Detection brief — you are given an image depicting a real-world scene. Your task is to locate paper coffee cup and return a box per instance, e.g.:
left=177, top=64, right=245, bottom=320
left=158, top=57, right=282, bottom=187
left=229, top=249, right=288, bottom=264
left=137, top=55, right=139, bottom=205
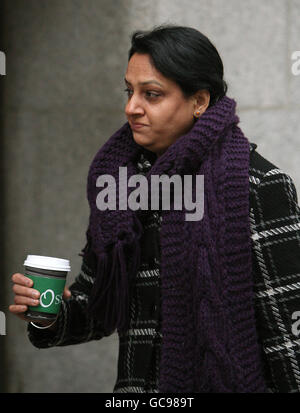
left=24, top=255, right=71, bottom=322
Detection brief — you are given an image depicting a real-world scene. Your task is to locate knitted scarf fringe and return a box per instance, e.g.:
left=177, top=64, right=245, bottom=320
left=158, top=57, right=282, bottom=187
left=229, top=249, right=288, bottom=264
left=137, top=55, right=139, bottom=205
left=80, top=215, right=143, bottom=334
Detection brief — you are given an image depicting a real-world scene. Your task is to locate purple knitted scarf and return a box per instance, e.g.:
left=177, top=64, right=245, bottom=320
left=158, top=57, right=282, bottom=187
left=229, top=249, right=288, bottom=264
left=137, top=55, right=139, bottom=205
left=81, top=96, right=267, bottom=392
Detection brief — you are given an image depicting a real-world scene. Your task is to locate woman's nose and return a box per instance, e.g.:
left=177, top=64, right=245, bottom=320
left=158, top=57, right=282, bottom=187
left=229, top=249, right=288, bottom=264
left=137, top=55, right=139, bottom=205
left=125, top=95, right=144, bottom=117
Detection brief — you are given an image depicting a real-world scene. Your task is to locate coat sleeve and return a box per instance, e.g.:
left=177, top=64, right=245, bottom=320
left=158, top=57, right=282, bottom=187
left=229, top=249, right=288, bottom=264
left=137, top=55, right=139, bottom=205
left=250, top=169, right=300, bottom=392
left=27, top=248, right=112, bottom=348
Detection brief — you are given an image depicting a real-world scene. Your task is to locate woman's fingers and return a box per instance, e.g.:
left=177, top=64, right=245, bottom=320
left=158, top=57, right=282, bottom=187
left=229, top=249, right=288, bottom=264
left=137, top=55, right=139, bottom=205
left=9, top=273, right=39, bottom=319
left=12, top=283, right=40, bottom=298
left=63, top=286, right=71, bottom=299
left=14, top=295, right=39, bottom=306
left=9, top=304, right=28, bottom=315
left=11, top=273, right=33, bottom=287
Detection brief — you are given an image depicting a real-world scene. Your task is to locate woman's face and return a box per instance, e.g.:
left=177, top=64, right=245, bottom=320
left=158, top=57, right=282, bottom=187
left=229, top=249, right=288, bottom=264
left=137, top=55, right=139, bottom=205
left=125, top=53, right=210, bottom=157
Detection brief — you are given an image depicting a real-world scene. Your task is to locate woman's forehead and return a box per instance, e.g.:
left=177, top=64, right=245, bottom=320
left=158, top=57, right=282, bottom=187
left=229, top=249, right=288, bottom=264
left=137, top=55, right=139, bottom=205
left=125, top=54, right=166, bottom=85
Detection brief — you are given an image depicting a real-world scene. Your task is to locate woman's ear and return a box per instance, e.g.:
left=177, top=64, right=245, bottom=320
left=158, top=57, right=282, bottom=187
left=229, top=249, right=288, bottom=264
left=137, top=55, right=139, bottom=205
left=194, top=90, right=210, bottom=115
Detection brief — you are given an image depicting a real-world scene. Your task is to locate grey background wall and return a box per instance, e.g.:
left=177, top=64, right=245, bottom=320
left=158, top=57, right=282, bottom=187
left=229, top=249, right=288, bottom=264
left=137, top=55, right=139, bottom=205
left=1, top=0, right=299, bottom=393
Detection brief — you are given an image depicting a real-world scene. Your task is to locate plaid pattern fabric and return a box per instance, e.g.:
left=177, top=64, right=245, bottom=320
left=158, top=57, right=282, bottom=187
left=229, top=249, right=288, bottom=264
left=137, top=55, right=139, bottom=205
left=249, top=145, right=300, bottom=393
left=28, top=143, right=300, bottom=393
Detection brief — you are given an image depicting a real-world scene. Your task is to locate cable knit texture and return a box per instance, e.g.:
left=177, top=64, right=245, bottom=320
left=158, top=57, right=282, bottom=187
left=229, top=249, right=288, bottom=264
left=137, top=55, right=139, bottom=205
left=81, top=96, right=267, bottom=392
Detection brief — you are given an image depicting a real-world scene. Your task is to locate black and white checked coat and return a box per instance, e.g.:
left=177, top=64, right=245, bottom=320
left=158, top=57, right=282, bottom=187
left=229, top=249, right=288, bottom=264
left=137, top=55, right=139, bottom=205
left=28, top=143, right=300, bottom=393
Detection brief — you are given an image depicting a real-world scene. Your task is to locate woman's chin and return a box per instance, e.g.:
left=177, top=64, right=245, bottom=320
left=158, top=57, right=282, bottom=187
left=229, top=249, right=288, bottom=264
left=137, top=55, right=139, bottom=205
left=133, top=133, right=153, bottom=148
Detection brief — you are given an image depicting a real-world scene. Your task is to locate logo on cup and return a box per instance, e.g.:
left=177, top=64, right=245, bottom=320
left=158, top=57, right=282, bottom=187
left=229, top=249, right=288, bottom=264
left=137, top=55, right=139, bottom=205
left=39, top=289, right=63, bottom=308
left=40, top=289, right=55, bottom=308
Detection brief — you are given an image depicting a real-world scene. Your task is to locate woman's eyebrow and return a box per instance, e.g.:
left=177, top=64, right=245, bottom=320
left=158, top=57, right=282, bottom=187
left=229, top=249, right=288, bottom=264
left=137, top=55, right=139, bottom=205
left=124, top=78, right=163, bottom=87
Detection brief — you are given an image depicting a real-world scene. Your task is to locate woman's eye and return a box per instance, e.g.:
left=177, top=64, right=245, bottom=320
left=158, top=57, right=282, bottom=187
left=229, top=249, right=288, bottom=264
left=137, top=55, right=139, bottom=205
left=124, top=88, right=133, bottom=97
left=124, top=88, right=160, bottom=99
left=146, top=91, right=160, bottom=98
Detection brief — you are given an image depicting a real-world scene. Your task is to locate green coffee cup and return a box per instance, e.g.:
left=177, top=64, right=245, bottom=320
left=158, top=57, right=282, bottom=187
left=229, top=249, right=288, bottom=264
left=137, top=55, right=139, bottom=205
left=24, top=255, right=71, bottom=322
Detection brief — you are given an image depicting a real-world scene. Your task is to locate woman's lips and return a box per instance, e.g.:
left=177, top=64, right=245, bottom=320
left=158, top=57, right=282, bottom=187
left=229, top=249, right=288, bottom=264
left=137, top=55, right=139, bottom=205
left=130, top=122, right=148, bottom=131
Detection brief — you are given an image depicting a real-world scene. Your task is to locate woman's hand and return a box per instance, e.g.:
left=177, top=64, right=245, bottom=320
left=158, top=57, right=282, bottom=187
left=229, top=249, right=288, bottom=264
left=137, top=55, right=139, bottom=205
left=9, top=272, right=72, bottom=325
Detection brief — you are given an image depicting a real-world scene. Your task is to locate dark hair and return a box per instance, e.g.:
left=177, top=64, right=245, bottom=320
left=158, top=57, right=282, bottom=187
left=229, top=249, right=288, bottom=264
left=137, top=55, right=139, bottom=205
left=128, top=25, right=228, bottom=107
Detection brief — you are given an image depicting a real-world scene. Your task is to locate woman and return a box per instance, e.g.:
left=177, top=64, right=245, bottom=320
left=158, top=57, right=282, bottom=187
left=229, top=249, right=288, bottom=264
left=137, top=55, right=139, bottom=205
left=9, top=25, right=300, bottom=393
